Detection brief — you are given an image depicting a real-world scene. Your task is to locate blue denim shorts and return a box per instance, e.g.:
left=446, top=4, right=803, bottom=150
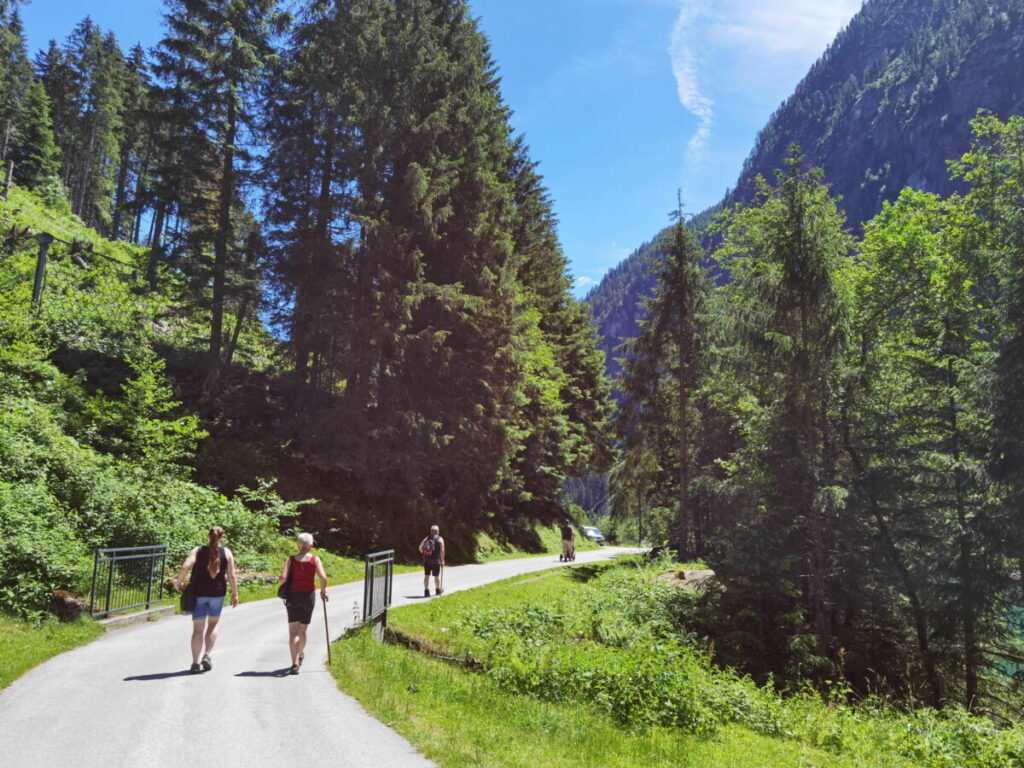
left=193, top=596, right=225, bottom=621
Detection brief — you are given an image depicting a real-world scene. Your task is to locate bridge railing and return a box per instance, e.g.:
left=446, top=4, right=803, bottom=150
left=89, top=545, right=168, bottom=618
left=362, top=549, right=394, bottom=633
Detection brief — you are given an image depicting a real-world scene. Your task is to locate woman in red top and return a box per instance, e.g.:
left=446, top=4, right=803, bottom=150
left=279, top=532, right=329, bottom=674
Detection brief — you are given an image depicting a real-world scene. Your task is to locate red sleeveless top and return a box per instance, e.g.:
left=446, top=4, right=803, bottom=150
left=289, top=555, right=318, bottom=592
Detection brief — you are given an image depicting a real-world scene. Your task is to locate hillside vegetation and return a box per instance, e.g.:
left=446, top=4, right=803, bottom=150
left=333, top=557, right=1024, bottom=767
left=0, top=186, right=292, bottom=618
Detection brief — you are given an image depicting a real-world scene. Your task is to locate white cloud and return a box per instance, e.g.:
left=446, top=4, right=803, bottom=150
left=669, top=2, right=714, bottom=169
left=667, top=0, right=864, bottom=182
left=709, top=0, right=864, bottom=56
left=575, top=275, right=596, bottom=289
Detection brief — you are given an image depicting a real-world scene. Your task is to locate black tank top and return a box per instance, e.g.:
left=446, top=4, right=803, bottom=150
left=191, top=546, right=227, bottom=597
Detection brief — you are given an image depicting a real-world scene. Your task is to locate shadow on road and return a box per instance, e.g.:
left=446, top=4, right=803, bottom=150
left=403, top=595, right=429, bottom=600
left=235, top=669, right=292, bottom=678
left=123, top=670, right=194, bottom=681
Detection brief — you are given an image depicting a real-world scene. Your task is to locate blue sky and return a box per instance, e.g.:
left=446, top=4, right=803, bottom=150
left=23, top=0, right=863, bottom=294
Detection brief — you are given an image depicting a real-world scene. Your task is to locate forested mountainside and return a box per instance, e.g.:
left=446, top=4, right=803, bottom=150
left=587, top=0, right=1024, bottom=372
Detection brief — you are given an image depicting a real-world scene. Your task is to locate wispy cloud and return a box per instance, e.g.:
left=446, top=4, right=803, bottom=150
left=669, top=2, right=714, bottom=170
left=710, top=0, right=864, bottom=56
left=667, top=0, right=863, bottom=182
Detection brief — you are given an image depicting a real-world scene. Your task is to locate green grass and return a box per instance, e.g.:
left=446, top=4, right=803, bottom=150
left=473, top=524, right=601, bottom=563
left=329, top=560, right=1020, bottom=768
left=331, top=626, right=904, bottom=768
left=0, top=614, right=103, bottom=689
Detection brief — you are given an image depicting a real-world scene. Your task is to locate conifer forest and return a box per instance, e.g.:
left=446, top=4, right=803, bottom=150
left=3, top=0, right=1024, bottom=737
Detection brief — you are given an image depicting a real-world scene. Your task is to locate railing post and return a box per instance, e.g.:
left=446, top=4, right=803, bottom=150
left=158, top=551, right=166, bottom=601
left=104, top=556, right=115, bottom=617
left=31, top=233, right=53, bottom=309
left=89, top=550, right=100, bottom=616
left=144, top=555, right=154, bottom=607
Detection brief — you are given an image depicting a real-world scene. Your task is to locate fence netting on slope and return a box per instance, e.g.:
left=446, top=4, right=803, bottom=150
left=0, top=224, right=151, bottom=351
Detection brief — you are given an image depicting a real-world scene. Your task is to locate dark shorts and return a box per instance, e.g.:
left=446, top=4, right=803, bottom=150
left=286, top=591, right=315, bottom=625
left=424, top=561, right=440, bottom=577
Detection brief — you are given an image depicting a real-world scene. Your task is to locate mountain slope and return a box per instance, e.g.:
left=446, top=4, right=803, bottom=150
left=587, top=0, right=1024, bottom=371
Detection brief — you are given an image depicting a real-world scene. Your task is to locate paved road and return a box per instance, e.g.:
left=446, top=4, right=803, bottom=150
left=0, top=547, right=635, bottom=768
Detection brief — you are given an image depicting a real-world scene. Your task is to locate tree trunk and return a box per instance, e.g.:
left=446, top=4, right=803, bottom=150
left=111, top=148, right=132, bottom=239
left=948, top=353, right=978, bottom=711
left=145, top=204, right=166, bottom=291
left=207, top=96, right=237, bottom=387
left=224, top=291, right=251, bottom=368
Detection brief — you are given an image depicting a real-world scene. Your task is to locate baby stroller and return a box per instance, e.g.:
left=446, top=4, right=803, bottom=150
left=559, top=542, right=576, bottom=562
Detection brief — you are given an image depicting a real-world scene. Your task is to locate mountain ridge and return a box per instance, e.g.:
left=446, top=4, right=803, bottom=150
left=587, top=0, right=1024, bottom=375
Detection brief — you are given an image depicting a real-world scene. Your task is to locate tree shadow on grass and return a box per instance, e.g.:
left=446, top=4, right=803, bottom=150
left=124, top=670, right=194, bottom=681
left=235, top=669, right=292, bottom=678
left=564, top=564, right=603, bottom=583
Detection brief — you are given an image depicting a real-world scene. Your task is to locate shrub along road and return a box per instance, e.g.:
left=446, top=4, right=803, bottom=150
left=0, top=547, right=636, bottom=767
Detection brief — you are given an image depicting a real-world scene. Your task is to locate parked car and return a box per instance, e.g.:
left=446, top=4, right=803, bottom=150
left=581, top=526, right=605, bottom=546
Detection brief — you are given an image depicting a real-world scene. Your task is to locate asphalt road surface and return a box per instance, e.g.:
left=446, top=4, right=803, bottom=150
left=0, top=547, right=636, bottom=768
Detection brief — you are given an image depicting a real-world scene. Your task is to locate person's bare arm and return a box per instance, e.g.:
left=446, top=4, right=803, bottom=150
left=278, top=557, right=291, bottom=584
left=174, top=548, right=198, bottom=592
left=439, top=537, right=446, bottom=565
left=226, top=548, right=239, bottom=607
left=315, top=557, right=329, bottom=602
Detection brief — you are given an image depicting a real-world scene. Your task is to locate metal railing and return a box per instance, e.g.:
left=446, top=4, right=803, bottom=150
left=89, top=545, right=168, bottom=618
left=362, top=549, right=394, bottom=625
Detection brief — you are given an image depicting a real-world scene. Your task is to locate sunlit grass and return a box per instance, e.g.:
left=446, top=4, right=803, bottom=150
left=331, top=627, right=903, bottom=768
left=0, top=614, right=103, bottom=689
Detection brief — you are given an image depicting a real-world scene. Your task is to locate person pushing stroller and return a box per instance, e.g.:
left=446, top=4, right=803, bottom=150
left=559, top=520, right=575, bottom=562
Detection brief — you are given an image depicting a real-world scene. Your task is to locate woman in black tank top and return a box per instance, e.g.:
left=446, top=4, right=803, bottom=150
left=174, top=525, right=239, bottom=674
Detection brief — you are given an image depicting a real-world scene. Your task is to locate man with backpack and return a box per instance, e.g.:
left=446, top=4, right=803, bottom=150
left=419, top=525, right=445, bottom=597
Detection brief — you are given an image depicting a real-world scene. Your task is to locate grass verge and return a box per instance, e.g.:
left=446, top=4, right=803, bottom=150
left=473, top=524, right=601, bottom=562
left=0, top=614, right=103, bottom=689
left=331, top=625, right=896, bottom=768
left=330, top=559, right=1020, bottom=767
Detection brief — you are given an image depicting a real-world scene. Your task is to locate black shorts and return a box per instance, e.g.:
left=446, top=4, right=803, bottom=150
left=286, top=591, right=315, bottom=625
left=424, top=561, right=440, bottom=577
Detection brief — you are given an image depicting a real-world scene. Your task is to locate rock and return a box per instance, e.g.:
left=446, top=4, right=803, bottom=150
left=654, top=569, right=715, bottom=591
left=49, top=590, right=89, bottom=622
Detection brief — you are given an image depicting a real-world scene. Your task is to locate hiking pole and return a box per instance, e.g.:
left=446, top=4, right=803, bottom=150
left=323, top=598, right=332, bottom=665
left=440, top=563, right=444, bottom=594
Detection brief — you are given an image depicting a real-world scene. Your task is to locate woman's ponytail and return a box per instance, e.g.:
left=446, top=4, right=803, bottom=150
left=207, top=525, right=225, bottom=578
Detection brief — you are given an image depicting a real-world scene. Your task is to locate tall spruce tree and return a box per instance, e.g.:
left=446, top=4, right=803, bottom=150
left=153, top=0, right=280, bottom=380
left=617, top=198, right=708, bottom=555
left=0, top=5, right=32, bottom=162
left=264, top=0, right=613, bottom=529
left=10, top=77, right=60, bottom=188
left=954, top=115, right=1024, bottom=590
left=712, top=147, right=853, bottom=678
left=110, top=44, right=150, bottom=240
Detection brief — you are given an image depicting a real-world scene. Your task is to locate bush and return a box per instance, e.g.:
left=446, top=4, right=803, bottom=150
left=0, top=257, right=285, bottom=616
left=0, top=482, right=91, bottom=620
left=448, top=559, right=1024, bottom=767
